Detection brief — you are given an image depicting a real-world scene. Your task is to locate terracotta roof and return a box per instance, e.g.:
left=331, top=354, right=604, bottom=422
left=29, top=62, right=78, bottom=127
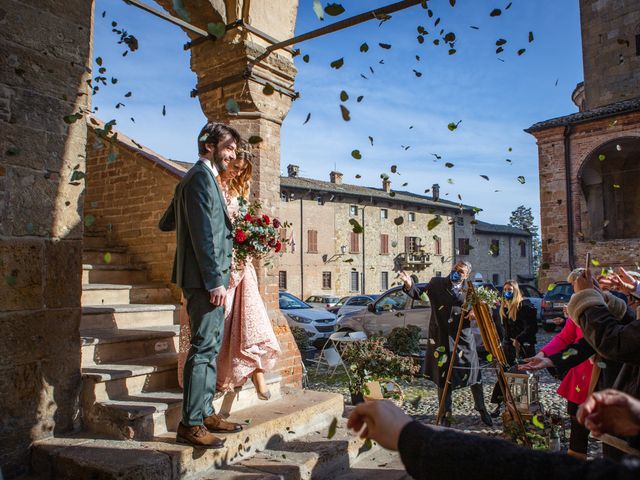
left=525, top=96, right=640, bottom=133
left=280, top=175, right=479, bottom=214
left=474, top=220, right=531, bottom=237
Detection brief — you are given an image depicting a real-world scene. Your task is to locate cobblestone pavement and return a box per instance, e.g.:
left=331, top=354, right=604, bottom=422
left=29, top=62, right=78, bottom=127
left=305, top=330, right=603, bottom=458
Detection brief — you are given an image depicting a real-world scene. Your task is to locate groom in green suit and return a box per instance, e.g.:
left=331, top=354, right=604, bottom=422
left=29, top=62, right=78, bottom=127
left=160, top=122, right=244, bottom=448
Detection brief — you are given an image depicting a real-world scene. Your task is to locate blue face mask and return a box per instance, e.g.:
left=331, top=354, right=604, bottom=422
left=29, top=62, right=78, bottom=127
left=450, top=270, right=462, bottom=283
left=504, top=291, right=514, bottom=300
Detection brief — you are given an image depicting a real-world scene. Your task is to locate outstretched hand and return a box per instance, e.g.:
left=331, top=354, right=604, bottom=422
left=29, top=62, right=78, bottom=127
left=518, top=353, right=553, bottom=371
left=398, top=270, right=413, bottom=290
left=577, top=389, right=640, bottom=438
left=347, top=400, right=413, bottom=451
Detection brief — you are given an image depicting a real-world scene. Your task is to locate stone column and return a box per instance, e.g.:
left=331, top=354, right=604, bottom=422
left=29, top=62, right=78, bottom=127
left=0, top=0, right=93, bottom=475
left=156, top=0, right=302, bottom=385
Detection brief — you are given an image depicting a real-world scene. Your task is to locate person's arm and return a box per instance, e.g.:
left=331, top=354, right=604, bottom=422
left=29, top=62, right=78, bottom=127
left=568, top=289, right=640, bottom=364
left=547, top=338, right=595, bottom=377
left=158, top=200, right=176, bottom=232
left=540, top=320, right=577, bottom=357
left=398, top=270, right=429, bottom=300
left=184, top=171, right=224, bottom=291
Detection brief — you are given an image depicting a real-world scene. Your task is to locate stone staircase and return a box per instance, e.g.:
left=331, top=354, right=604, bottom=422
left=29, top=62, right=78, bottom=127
left=28, top=229, right=407, bottom=479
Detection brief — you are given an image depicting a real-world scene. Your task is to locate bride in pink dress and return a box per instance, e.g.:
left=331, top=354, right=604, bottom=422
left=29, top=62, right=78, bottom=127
left=177, top=153, right=281, bottom=399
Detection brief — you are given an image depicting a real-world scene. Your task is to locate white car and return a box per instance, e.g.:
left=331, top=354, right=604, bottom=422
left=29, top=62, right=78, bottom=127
left=280, top=292, right=337, bottom=345
left=304, top=295, right=340, bottom=309
left=328, top=295, right=380, bottom=319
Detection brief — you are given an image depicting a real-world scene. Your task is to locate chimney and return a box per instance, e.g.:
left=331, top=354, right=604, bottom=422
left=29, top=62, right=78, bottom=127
left=330, top=171, right=343, bottom=184
left=382, top=176, right=391, bottom=193
left=432, top=183, right=440, bottom=202
left=287, top=164, right=299, bottom=177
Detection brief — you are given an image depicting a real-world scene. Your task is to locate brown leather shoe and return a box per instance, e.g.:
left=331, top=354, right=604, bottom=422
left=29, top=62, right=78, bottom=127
left=203, top=414, right=244, bottom=433
left=176, top=423, right=226, bottom=448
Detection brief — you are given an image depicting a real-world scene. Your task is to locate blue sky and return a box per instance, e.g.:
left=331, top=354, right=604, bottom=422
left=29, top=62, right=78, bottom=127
left=92, top=0, right=583, bottom=225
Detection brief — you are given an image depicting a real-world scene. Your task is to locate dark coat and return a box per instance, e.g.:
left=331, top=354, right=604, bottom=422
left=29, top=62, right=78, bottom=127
left=405, top=277, right=480, bottom=389
left=158, top=160, right=232, bottom=291
left=398, top=420, right=640, bottom=480
left=493, top=299, right=538, bottom=362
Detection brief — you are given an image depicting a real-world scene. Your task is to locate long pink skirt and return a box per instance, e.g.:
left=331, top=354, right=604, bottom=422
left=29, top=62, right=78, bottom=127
left=177, top=262, right=281, bottom=392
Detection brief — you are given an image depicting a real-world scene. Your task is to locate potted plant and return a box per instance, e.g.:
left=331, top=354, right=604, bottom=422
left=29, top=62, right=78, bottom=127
left=342, top=337, right=420, bottom=405
left=387, top=325, right=421, bottom=356
left=290, top=326, right=317, bottom=361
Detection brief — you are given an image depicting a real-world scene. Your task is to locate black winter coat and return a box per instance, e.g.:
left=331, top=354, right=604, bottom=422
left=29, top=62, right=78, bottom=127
left=405, top=277, right=481, bottom=389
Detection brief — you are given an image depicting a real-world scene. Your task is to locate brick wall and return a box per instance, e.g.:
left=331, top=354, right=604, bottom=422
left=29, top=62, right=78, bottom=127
left=530, top=111, right=640, bottom=290
left=0, top=0, right=93, bottom=476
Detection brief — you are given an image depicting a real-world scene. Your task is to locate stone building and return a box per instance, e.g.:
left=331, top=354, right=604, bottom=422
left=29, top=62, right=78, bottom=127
left=278, top=166, right=533, bottom=300
left=526, top=0, right=640, bottom=289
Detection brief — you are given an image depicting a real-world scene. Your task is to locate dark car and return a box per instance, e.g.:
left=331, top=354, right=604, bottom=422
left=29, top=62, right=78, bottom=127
left=541, top=281, right=574, bottom=332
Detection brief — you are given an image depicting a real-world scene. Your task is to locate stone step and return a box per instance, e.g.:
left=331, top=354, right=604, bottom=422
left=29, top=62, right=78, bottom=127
left=214, top=418, right=381, bottom=480
left=82, top=247, right=131, bottom=266
left=32, top=390, right=344, bottom=480
left=81, top=304, right=179, bottom=330
left=82, top=264, right=147, bottom=285
left=83, top=234, right=111, bottom=249
left=82, top=352, right=179, bottom=402
left=81, top=326, right=180, bottom=366
left=82, top=373, right=283, bottom=441
left=82, top=283, right=174, bottom=306
left=333, top=447, right=408, bottom=480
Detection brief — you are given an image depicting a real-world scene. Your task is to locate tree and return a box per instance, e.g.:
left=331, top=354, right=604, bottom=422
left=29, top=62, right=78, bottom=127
left=509, top=206, right=542, bottom=274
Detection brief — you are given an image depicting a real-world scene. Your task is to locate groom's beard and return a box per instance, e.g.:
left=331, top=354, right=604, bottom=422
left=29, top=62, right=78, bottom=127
left=212, top=150, right=228, bottom=173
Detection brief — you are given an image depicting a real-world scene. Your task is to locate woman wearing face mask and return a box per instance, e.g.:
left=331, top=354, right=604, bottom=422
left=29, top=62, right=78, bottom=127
left=489, top=280, right=538, bottom=417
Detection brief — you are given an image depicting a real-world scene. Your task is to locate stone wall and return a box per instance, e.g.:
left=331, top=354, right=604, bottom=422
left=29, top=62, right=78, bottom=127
left=580, top=0, right=640, bottom=109
left=530, top=111, right=640, bottom=290
left=467, top=233, right=532, bottom=286
left=0, top=0, right=93, bottom=476
left=84, top=126, right=184, bottom=294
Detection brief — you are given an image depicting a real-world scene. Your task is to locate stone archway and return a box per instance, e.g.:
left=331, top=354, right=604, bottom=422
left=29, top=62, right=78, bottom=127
left=579, top=137, right=640, bottom=240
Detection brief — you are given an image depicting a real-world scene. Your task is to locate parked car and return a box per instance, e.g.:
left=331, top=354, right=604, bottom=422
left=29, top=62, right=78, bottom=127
left=304, top=295, right=340, bottom=309
left=541, top=281, right=574, bottom=332
left=328, top=295, right=380, bottom=319
left=337, top=284, right=430, bottom=338
left=279, top=292, right=337, bottom=345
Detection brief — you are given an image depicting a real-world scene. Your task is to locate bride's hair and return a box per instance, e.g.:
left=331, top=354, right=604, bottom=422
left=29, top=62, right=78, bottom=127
left=228, top=141, right=253, bottom=199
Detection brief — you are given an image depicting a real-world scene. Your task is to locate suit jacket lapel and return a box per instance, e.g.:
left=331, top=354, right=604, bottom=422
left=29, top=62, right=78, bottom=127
left=197, top=160, right=231, bottom=223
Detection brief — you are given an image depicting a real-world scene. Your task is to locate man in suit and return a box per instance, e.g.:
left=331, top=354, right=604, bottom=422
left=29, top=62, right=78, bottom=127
left=159, top=122, right=243, bottom=448
left=399, top=261, right=492, bottom=427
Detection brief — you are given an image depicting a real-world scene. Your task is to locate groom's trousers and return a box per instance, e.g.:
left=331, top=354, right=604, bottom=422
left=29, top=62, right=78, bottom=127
left=181, top=288, right=225, bottom=426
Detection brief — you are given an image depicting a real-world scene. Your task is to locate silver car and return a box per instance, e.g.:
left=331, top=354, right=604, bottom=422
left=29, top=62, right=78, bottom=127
left=279, top=292, right=337, bottom=343
left=337, top=284, right=430, bottom=338
left=329, top=295, right=380, bottom=320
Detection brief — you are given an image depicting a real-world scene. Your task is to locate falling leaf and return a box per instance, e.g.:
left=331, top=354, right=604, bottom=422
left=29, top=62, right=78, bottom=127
left=596, top=361, right=607, bottom=369
left=517, top=48, right=526, bottom=56
left=248, top=135, right=263, bottom=145
left=225, top=98, right=240, bottom=114
left=84, top=214, right=95, bottom=227
left=263, top=83, right=275, bottom=95
left=355, top=174, right=361, bottom=179
left=244, top=418, right=252, bottom=424
left=447, top=178, right=454, bottom=184
left=324, top=3, right=345, bottom=16
left=616, top=144, right=622, bottom=151
left=437, top=353, right=448, bottom=367
left=486, top=353, right=493, bottom=362
left=340, top=105, right=350, bottom=121
left=103, top=252, right=112, bottom=264
left=427, top=215, right=443, bottom=231
left=96, top=56, right=103, bottom=66
left=480, top=175, right=489, bottom=181
left=528, top=31, right=534, bottom=43
left=613, top=184, right=621, bottom=189
left=413, top=69, right=423, bottom=77
left=449, top=0, right=456, bottom=5
left=517, top=176, right=526, bottom=184
left=340, top=90, right=349, bottom=102
left=532, top=415, right=544, bottom=429
left=445, top=162, right=454, bottom=168
left=313, top=0, right=324, bottom=20
left=351, top=150, right=362, bottom=160
left=63, top=113, right=83, bottom=124
left=390, top=165, right=398, bottom=173
left=330, top=58, right=344, bottom=69
left=591, top=259, right=600, bottom=267
left=162, top=105, right=166, bottom=116
left=303, top=113, right=311, bottom=125
left=598, top=154, right=606, bottom=161
left=349, top=218, right=364, bottom=233
left=327, top=417, right=338, bottom=438
left=207, top=22, right=226, bottom=39
left=402, top=182, right=408, bottom=186
left=470, top=25, right=479, bottom=29
left=447, top=120, right=461, bottom=131
left=368, top=136, right=373, bottom=146
left=357, top=95, right=364, bottom=103
left=303, top=54, right=310, bottom=63
left=490, top=8, right=502, bottom=16
left=505, top=2, right=513, bottom=9
left=496, top=39, right=507, bottom=46
left=358, top=439, right=373, bottom=456
left=561, top=348, right=578, bottom=360
left=360, top=42, right=369, bottom=53
left=107, top=151, right=117, bottom=163
left=379, top=43, right=392, bottom=49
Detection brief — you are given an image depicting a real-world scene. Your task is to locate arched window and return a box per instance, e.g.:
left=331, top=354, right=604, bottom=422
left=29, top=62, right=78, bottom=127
left=580, top=137, right=640, bottom=240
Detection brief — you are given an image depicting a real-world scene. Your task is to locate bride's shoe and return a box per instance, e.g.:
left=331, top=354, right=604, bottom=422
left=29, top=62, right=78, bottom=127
left=251, top=372, right=271, bottom=401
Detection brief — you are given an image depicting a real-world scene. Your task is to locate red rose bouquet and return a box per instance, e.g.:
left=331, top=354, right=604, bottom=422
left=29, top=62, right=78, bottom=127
left=231, top=197, right=291, bottom=264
